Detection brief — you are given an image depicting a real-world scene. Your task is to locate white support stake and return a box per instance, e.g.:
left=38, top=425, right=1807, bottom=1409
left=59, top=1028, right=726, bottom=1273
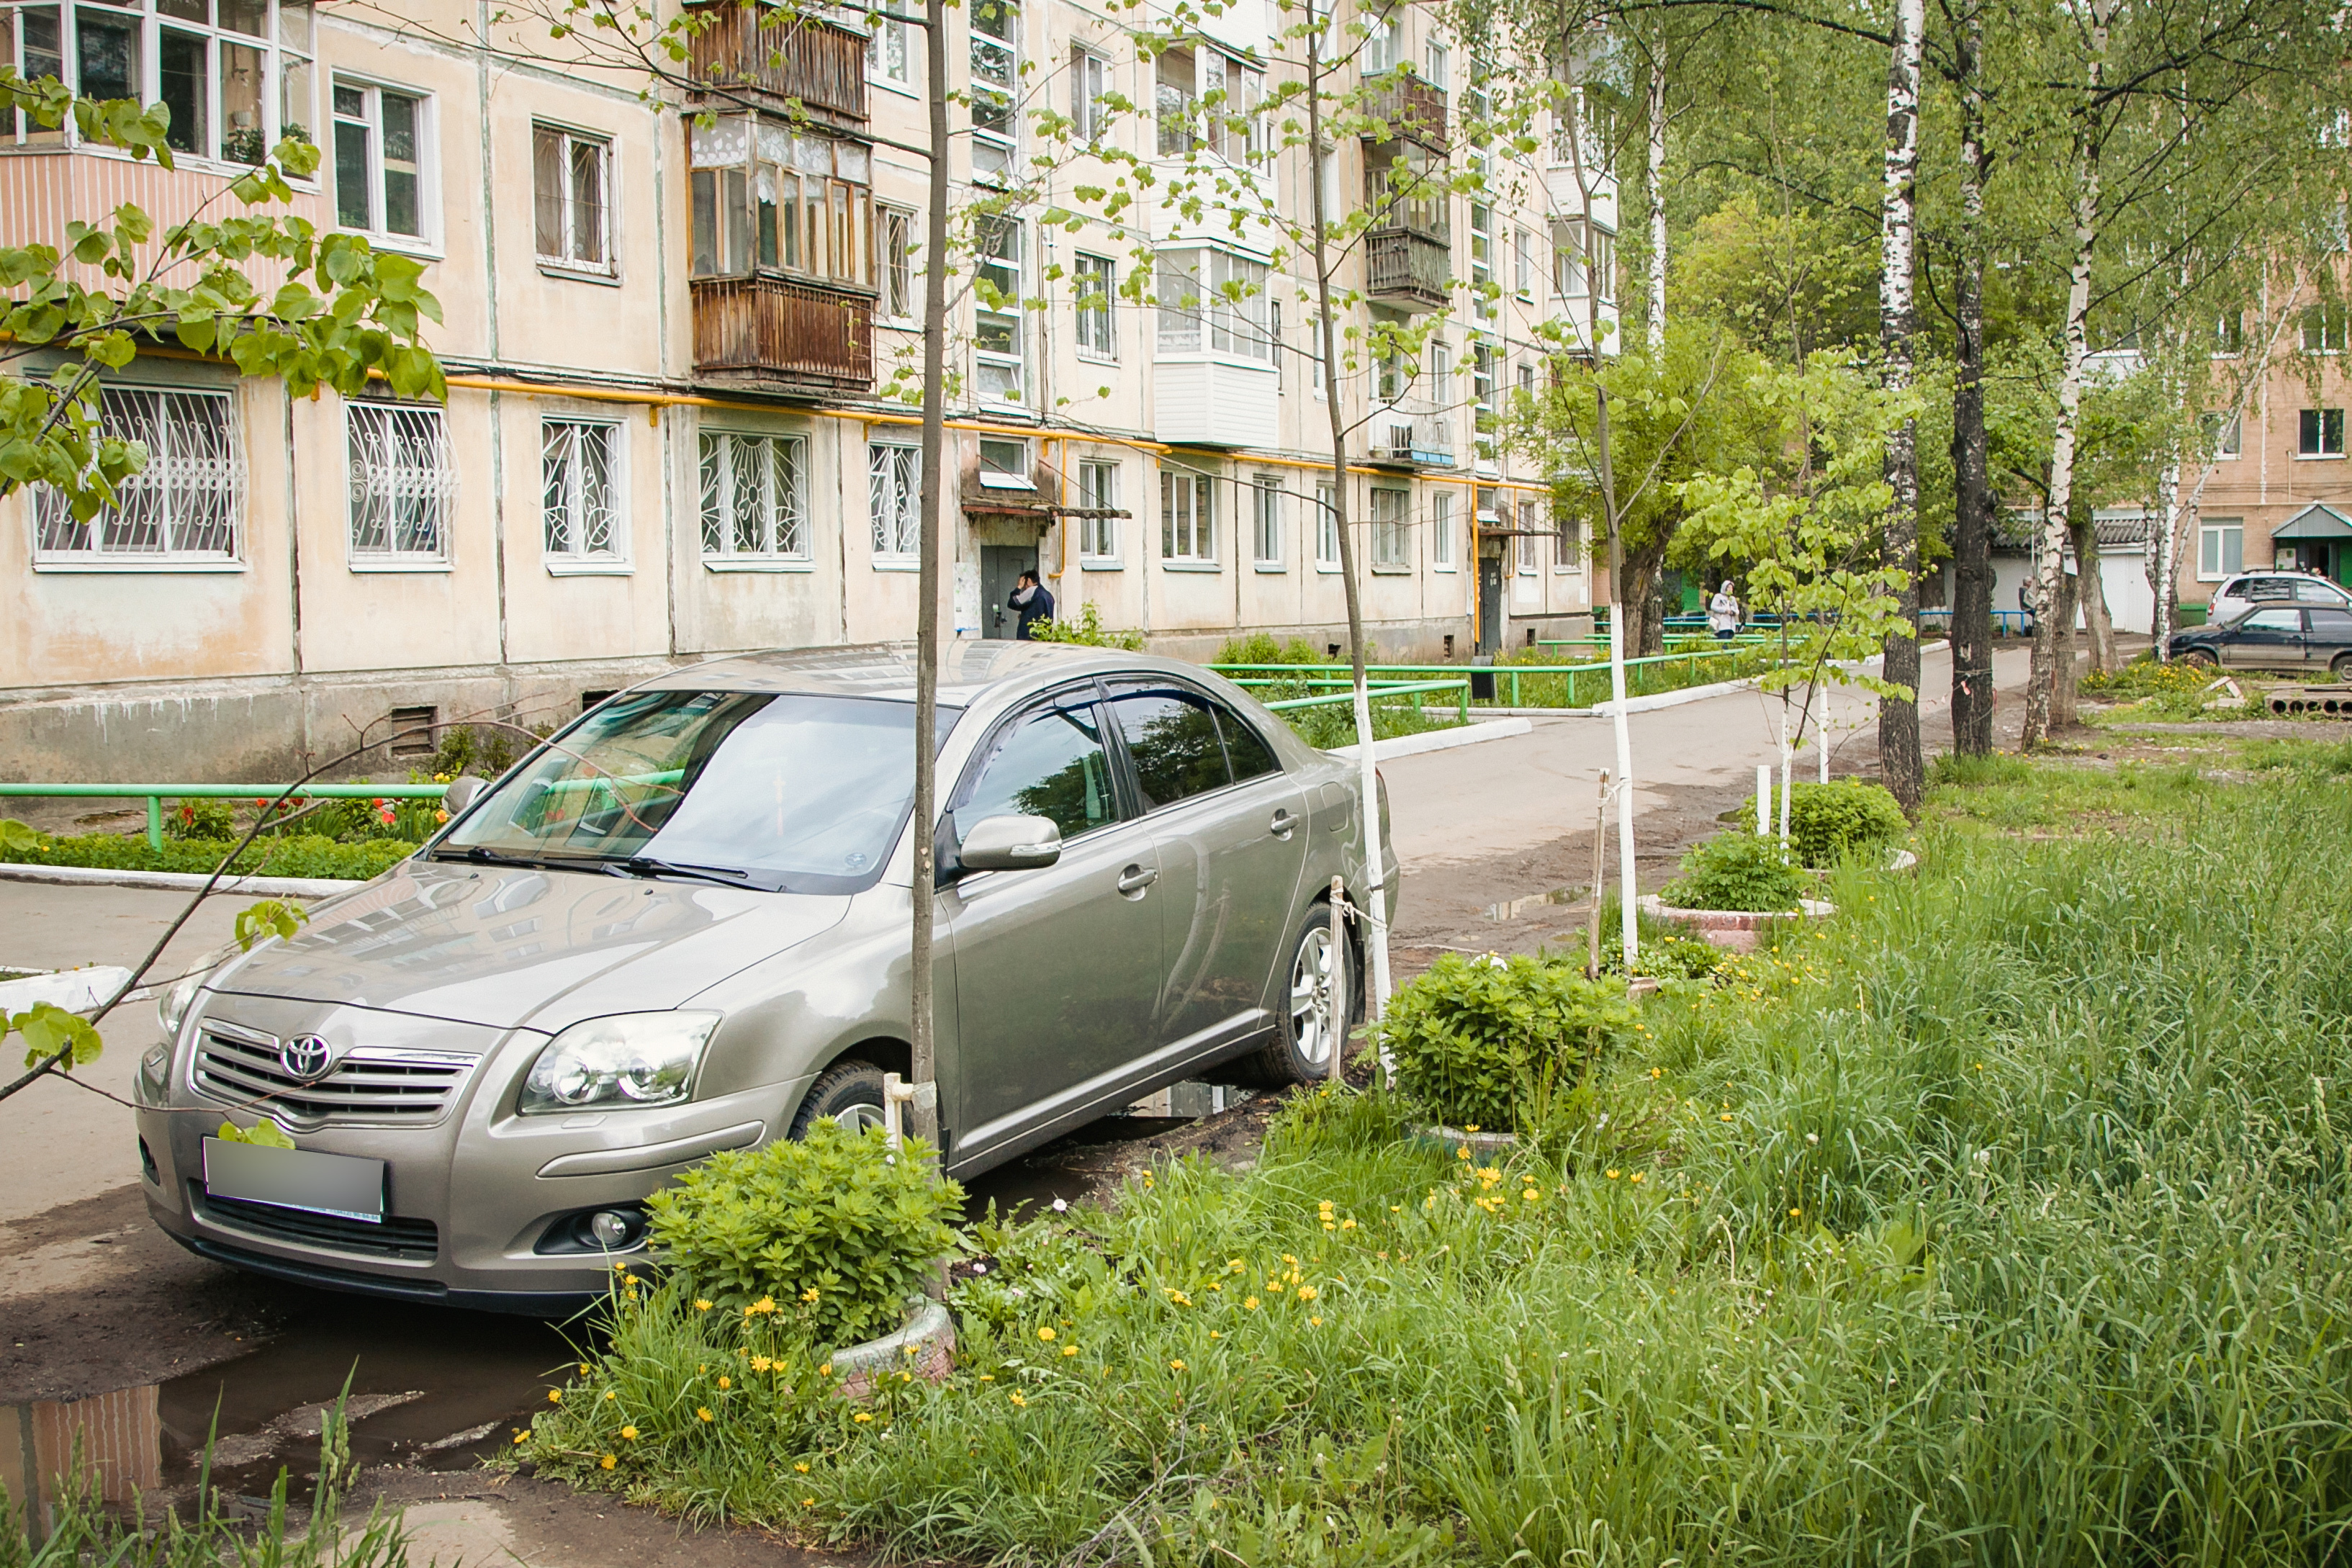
left=1756, top=765, right=1771, bottom=835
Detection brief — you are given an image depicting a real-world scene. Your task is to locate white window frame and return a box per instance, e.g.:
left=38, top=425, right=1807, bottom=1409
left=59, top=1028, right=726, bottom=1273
left=879, top=204, right=916, bottom=322
left=978, top=436, right=1035, bottom=492
left=543, top=417, right=628, bottom=572
left=2299, top=407, right=2345, bottom=459
left=532, top=122, right=613, bottom=277
left=1422, top=35, right=1448, bottom=88
left=1430, top=489, right=1455, bottom=572
left=1514, top=226, right=1534, bottom=299
left=975, top=215, right=1025, bottom=407
left=1370, top=486, right=1410, bottom=569
left=869, top=440, right=922, bottom=562
left=1155, top=247, right=1273, bottom=363
left=2204, top=411, right=2243, bottom=459
left=345, top=400, right=454, bottom=569
left=31, top=385, right=245, bottom=572
left=1071, top=43, right=1111, bottom=146
left=330, top=76, right=433, bottom=251
left=2198, top=519, right=2243, bottom=581
left=1251, top=472, right=1283, bottom=569
left=867, top=12, right=910, bottom=86
left=968, top=0, right=1017, bottom=181
left=9, top=0, right=317, bottom=165
left=1553, top=508, right=1582, bottom=574
left=1074, top=251, right=1118, bottom=360
left=699, top=430, right=808, bottom=569
left=1313, top=480, right=1339, bottom=571
left=1078, top=458, right=1120, bottom=564
left=1161, top=469, right=1215, bottom=564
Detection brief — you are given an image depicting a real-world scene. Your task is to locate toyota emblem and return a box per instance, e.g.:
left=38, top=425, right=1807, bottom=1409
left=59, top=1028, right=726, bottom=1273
left=278, top=1034, right=333, bottom=1082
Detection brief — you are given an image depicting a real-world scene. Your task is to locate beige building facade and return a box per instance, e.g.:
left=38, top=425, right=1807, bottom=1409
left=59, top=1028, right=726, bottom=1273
left=0, top=0, right=1616, bottom=780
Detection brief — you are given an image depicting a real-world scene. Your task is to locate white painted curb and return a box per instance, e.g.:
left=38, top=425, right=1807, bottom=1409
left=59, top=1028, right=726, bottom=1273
left=1328, top=716, right=1534, bottom=762
left=1580, top=642, right=1946, bottom=718
left=0, top=862, right=365, bottom=898
left=0, top=964, right=137, bottom=1014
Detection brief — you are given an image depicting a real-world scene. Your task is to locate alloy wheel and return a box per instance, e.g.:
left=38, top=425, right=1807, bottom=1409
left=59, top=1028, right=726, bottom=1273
left=1289, top=926, right=1338, bottom=1067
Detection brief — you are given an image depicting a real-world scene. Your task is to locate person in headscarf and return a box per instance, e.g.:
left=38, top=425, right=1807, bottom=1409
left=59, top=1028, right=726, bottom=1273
left=1708, top=580, right=1742, bottom=642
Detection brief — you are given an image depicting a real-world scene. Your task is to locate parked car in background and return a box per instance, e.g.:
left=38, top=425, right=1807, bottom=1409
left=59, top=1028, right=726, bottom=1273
left=136, top=641, right=1397, bottom=1310
left=2204, top=572, right=2352, bottom=625
left=2173, top=604, right=2352, bottom=678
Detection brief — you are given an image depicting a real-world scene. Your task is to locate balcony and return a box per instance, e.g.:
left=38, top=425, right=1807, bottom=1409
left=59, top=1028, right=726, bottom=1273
left=691, top=275, right=874, bottom=398
left=1361, top=70, right=1448, bottom=153
left=1366, top=409, right=1456, bottom=469
left=685, top=6, right=867, bottom=128
left=1365, top=225, right=1451, bottom=312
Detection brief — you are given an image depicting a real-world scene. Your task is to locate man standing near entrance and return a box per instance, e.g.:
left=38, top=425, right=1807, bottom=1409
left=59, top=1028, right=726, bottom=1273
left=1009, top=569, right=1055, bottom=639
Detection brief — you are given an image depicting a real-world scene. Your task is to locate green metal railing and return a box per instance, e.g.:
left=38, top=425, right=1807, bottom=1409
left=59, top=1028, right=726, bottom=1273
left=1243, top=678, right=1473, bottom=724
left=1213, top=646, right=1770, bottom=709
left=0, top=782, right=449, bottom=850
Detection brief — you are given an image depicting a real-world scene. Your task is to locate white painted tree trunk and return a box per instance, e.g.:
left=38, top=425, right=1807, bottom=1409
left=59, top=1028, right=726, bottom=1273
left=2150, top=459, right=2181, bottom=658
left=1875, top=0, right=1924, bottom=807
left=1646, top=46, right=1667, bottom=353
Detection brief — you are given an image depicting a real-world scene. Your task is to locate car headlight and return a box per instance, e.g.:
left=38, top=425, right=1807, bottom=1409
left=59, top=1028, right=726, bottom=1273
left=157, top=968, right=209, bottom=1040
left=140, top=1040, right=173, bottom=1100
left=519, top=1011, right=720, bottom=1114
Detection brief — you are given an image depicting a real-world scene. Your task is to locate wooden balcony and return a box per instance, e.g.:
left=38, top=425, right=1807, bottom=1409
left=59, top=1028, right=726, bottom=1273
left=1361, top=71, right=1448, bottom=153
left=691, top=274, right=874, bottom=397
left=685, top=5, right=867, bottom=127
left=1364, top=225, right=1451, bottom=312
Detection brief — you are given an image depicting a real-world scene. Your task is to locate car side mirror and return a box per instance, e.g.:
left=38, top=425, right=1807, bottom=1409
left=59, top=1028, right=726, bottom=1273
left=957, top=814, right=1063, bottom=872
left=443, top=775, right=486, bottom=815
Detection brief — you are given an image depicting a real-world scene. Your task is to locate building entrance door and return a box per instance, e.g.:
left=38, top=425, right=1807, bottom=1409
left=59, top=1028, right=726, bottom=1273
left=1476, top=557, right=1503, bottom=654
left=981, top=544, right=1040, bottom=640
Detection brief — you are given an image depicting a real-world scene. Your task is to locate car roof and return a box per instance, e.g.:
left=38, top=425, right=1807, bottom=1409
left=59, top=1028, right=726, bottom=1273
left=636, top=640, right=1212, bottom=705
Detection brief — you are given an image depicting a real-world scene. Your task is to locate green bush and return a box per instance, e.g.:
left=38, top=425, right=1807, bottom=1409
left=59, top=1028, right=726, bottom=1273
left=1215, top=631, right=1333, bottom=666
left=1373, top=952, right=1638, bottom=1130
left=1027, top=601, right=1145, bottom=650
left=644, top=1120, right=963, bottom=1349
left=1739, top=779, right=1909, bottom=868
left=163, top=798, right=235, bottom=840
left=2, top=831, right=415, bottom=880
left=1658, top=830, right=1808, bottom=912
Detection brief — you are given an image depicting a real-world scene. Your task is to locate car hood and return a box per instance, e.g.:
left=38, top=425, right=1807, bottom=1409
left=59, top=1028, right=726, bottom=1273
left=209, top=860, right=851, bottom=1035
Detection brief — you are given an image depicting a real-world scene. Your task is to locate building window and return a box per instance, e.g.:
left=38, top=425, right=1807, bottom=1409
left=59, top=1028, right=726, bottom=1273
left=532, top=125, right=610, bottom=273
left=32, top=387, right=243, bottom=564
left=1370, top=487, right=1410, bottom=567
left=2304, top=304, right=2348, bottom=354
left=975, top=215, right=1024, bottom=405
left=1592, top=224, right=1618, bottom=304
left=1423, top=35, right=1448, bottom=87
left=14, top=0, right=316, bottom=159
left=698, top=432, right=806, bottom=561
left=878, top=204, right=915, bottom=320
left=1469, top=201, right=1495, bottom=323
left=544, top=419, right=622, bottom=563
left=333, top=80, right=425, bottom=240
left=1515, top=504, right=1538, bottom=575
left=969, top=0, right=1017, bottom=180
left=1161, top=469, right=1213, bottom=562
left=1078, top=458, right=1119, bottom=560
left=2199, top=519, right=2243, bottom=580
left=2203, top=412, right=2242, bottom=458
left=1430, top=489, right=1454, bottom=569
left=1472, top=339, right=1497, bottom=468
left=1554, top=219, right=1587, bottom=297
left=346, top=401, right=454, bottom=563
left=1071, top=44, right=1111, bottom=145
left=1074, top=251, right=1117, bottom=359
left=1155, top=45, right=1194, bottom=156
left=1251, top=472, right=1282, bottom=566
left=978, top=437, right=1034, bottom=491
left=1155, top=248, right=1271, bottom=361
left=1310, top=313, right=1328, bottom=397
left=869, top=441, right=921, bottom=557
left=1554, top=508, right=1582, bottom=572
left=867, top=12, right=909, bottom=84
left=1204, top=50, right=1262, bottom=164
left=2300, top=407, right=2345, bottom=458
left=1514, top=227, right=1534, bottom=298
left=688, top=117, right=873, bottom=287
left=1314, top=481, right=1339, bottom=568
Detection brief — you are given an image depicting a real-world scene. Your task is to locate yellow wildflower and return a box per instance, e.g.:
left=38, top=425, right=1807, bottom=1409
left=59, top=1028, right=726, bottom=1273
left=794, top=1462, right=810, bottom=1474
left=1244, top=1296, right=1260, bottom=1310
left=718, top=1376, right=731, bottom=1389
left=697, top=1407, right=714, bottom=1423
left=621, top=1425, right=638, bottom=1440
left=547, top=1390, right=562, bottom=1404
left=600, top=1454, right=616, bottom=1470
left=695, top=1299, right=713, bottom=1312
left=1169, top=1359, right=1186, bottom=1371
left=1038, top=1326, right=1057, bottom=1342
left=853, top=1412, right=874, bottom=1424
left=1009, top=1392, right=1028, bottom=1407
left=1062, top=1345, right=1078, bottom=1357
left=1296, top=1284, right=1318, bottom=1302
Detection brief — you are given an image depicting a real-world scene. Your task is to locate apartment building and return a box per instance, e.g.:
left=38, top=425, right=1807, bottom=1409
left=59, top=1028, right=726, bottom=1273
left=0, top=0, right=1616, bottom=780
left=2178, top=310, right=2352, bottom=603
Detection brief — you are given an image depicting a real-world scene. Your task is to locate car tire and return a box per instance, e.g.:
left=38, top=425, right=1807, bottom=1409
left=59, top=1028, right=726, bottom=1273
left=789, top=1059, right=889, bottom=1138
left=1225, top=907, right=1356, bottom=1088
left=2178, top=648, right=2217, bottom=669
left=2332, top=652, right=2352, bottom=683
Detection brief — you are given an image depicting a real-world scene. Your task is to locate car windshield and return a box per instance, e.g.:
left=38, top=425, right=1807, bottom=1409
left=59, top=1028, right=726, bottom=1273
left=437, top=690, right=958, bottom=893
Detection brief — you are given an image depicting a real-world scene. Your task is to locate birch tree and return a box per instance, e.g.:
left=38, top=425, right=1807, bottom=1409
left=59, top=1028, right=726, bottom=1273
left=1875, top=0, right=1924, bottom=808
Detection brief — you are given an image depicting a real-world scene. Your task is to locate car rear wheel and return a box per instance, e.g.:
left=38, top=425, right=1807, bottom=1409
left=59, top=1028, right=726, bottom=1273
left=2331, top=652, right=2352, bottom=683
left=790, top=1059, right=888, bottom=1137
left=2177, top=648, right=2217, bottom=669
left=1225, top=907, right=1355, bottom=1087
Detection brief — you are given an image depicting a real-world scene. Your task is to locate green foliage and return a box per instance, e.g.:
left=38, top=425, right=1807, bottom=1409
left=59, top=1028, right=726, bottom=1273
left=1929, top=750, right=2032, bottom=788
left=0, top=831, right=415, bottom=880
left=214, top=1116, right=296, bottom=1148
left=1216, top=631, right=1334, bottom=666
left=430, top=724, right=526, bottom=781
left=1738, top=779, right=1910, bottom=868
left=1027, top=600, right=1145, bottom=650
left=0, top=819, right=43, bottom=855
left=10, top=1001, right=102, bottom=1073
left=163, top=798, right=235, bottom=840
left=645, top=1120, right=963, bottom=1349
left=1659, top=829, right=1809, bottom=913
left=235, top=898, right=308, bottom=951
left=1373, top=953, right=1639, bottom=1130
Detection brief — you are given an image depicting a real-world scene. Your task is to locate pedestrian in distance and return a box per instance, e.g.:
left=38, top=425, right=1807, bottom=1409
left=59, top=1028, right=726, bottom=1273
left=1708, top=580, right=1742, bottom=643
left=1009, top=569, right=1055, bottom=640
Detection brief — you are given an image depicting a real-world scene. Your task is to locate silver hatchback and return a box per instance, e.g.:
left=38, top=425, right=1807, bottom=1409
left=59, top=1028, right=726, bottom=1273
left=136, top=641, right=1396, bottom=1310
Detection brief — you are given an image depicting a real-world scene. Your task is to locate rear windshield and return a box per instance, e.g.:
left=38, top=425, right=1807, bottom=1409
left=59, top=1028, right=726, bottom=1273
left=438, top=690, right=957, bottom=893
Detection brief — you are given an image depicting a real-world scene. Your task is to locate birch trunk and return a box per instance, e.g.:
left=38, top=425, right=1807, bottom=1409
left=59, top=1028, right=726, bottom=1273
left=1948, top=1, right=1996, bottom=755
left=1646, top=44, right=1667, bottom=353
left=2072, top=510, right=2117, bottom=671
left=1876, top=0, right=1924, bottom=808
left=2150, top=460, right=2181, bottom=657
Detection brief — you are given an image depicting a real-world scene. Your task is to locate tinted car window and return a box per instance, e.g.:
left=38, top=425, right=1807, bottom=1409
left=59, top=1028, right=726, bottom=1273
left=2244, top=578, right=2297, bottom=603
left=1216, top=703, right=1281, bottom=782
left=1111, top=690, right=1232, bottom=809
left=960, top=697, right=1118, bottom=840
left=2240, top=608, right=2302, bottom=633
left=2310, top=608, right=2352, bottom=639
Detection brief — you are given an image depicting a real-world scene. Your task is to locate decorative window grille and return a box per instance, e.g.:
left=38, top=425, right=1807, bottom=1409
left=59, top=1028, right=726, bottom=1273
left=346, top=402, right=454, bottom=560
left=698, top=432, right=806, bottom=559
left=869, top=441, right=922, bottom=556
left=33, top=387, right=243, bottom=562
left=880, top=204, right=915, bottom=320
left=544, top=420, right=621, bottom=560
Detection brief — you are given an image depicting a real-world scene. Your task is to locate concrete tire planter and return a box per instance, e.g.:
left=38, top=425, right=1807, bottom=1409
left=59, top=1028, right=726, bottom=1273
left=827, top=1297, right=956, bottom=1400
left=1410, top=1125, right=1520, bottom=1158
left=1639, top=893, right=1837, bottom=952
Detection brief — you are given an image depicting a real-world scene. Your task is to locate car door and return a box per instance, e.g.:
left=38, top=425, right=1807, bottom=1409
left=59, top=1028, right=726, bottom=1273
left=2223, top=606, right=2304, bottom=670
left=1104, top=682, right=1310, bottom=1058
left=942, top=687, right=1162, bottom=1161
left=2308, top=607, right=2352, bottom=677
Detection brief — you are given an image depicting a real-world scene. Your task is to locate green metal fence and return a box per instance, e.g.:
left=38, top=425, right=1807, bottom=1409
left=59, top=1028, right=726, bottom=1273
left=0, top=782, right=450, bottom=850
left=1212, top=645, right=1770, bottom=709
left=1236, top=678, right=1473, bottom=724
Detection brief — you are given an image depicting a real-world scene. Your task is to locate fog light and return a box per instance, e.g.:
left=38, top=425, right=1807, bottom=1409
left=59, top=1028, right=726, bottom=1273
left=588, top=1209, right=636, bottom=1248
left=534, top=1203, right=649, bottom=1256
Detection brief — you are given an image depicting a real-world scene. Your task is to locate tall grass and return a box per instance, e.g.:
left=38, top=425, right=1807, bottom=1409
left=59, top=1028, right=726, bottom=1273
left=529, top=773, right=2352, bottom=1565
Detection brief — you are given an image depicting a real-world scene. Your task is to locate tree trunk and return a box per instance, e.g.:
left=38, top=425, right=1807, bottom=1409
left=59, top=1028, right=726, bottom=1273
left=1876, top=0, right=1925, bottom=808
left=905, top=0, right=952, bottom=1145
left=2053, top=554, right=2081, bottom=728
left=1646, top=42, right=1667, bottom=353
left=2150, top=459, right=2181, bottom=659
left=1948, top=0, right=1996, bottom=755
left=2072, top=508, right=2117, bottom=671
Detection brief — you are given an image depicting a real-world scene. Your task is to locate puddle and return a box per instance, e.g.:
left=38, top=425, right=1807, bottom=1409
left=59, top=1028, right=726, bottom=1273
left=1484, top=886, right=1586, bottom=920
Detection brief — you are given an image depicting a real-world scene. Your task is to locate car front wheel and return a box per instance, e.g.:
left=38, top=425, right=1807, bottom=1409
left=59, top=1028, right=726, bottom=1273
left=2331, top=652, right=2352, bottom=683
left=790, top=1059, right=888, bottom=1137
left=2177, top=648, right=2217, bottom=669
left=1227, top=908, right=1355, bottom=1087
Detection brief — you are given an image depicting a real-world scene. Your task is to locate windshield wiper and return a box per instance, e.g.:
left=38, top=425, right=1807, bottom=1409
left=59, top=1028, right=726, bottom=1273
left=610, top=855, right=762, bottom=890
left=430, top=844, right=556, bottom=868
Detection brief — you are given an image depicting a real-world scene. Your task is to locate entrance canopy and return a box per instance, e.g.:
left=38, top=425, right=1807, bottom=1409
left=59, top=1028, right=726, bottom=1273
left=2270, top=503, right=2352, bottom=542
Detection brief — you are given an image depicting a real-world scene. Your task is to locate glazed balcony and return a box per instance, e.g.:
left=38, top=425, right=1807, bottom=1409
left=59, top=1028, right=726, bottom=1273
left=690, top=274, right=874, bottom=398
left=1365, top=408, right=1456, bottom=469
left=684, top=5, right=867, bottom=128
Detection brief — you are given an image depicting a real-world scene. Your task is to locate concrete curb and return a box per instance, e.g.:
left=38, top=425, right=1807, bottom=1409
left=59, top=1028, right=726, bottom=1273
left=830, top=1297, right=956, bottom=1400
left=1578, top=642, right=1950, bottom=718
left=0, top=862, right=366, bottom=898
left=0, top=964, right=137, bottom=1013
left=1328, top=716, right=1534, bottom=762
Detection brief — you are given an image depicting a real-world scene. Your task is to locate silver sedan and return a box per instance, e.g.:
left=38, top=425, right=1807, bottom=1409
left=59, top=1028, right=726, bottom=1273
left=135, top=641, right=1396, bottom=1310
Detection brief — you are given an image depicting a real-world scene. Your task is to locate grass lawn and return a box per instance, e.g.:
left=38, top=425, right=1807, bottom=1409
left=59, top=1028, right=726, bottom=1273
left=521, top=754, right=2352, bottom=1565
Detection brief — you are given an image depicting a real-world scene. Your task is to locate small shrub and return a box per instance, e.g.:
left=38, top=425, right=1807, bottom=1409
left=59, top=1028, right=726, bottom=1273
left=1657, top=830, right=1808, bottom=913
left=163, top=798, right=235, bottom=840
left=1215, top=631, right=1335, bottom=666
left=645, top=1119, right=963, bottom=1348
left=1374, top=953, right=1638, bottom=1131
left=1028, top=600, right=1145, bottom=650
left=1929, top=750, right=2032, bottom=788
left=1739, top=779, right=1909, bottom=868
left=2, top=831, right=415, bottom=880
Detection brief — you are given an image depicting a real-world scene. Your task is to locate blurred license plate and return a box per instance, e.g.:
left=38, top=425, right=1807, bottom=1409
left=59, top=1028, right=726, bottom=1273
left=202, top=1138, right=386, bottom=1224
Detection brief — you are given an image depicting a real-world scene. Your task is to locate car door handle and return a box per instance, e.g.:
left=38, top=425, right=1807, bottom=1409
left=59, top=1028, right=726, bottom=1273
left=1116, top=865, right=1158, bottom=895
left=1270, top=808, right=1297, bottom=839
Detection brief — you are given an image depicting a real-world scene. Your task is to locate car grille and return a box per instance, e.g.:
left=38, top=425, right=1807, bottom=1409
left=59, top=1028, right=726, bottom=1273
left=190, top=1181, right=441, bottom=1261
left=192, top=1022, right=475, bottom=1126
